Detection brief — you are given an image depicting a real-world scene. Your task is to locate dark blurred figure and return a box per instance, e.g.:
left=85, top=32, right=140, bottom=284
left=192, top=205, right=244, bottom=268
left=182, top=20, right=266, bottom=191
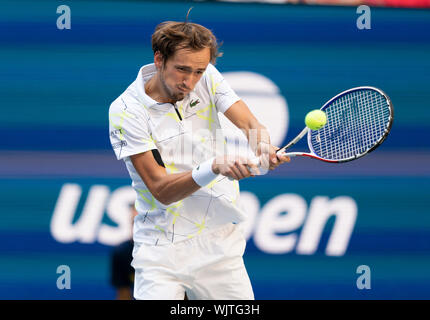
left=110, top=204, right=137, bottom=300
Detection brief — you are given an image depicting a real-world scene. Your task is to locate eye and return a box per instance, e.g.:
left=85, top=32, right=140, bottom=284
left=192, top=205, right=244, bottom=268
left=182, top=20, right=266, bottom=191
left=176, top=66, right=190, bottom=73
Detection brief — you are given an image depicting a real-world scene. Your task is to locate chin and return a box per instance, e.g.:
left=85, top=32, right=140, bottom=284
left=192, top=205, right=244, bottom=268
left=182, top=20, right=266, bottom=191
left=175, top=92, right=186, bottom=100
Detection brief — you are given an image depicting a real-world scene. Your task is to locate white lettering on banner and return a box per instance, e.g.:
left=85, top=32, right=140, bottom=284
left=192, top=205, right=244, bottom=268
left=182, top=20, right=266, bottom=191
left=296, top=196, right=357, bottom=256
left=50, top=183, right=81, bottom=243
left=50, top=184, right=357, bottom=256
left=98, top=186, right=136, bottom=245
left=254, top=194, right=307, bottom=254
left=50, top=184, right=110, bottom=243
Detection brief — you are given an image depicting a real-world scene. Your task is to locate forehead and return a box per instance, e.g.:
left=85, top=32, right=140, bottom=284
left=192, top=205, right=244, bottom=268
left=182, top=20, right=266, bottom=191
left=168, top=47, right=211, bottom=69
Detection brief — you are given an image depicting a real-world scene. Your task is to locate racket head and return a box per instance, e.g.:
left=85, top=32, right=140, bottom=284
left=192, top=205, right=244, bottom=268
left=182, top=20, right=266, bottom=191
left=307, top=86, right=394, bottom=162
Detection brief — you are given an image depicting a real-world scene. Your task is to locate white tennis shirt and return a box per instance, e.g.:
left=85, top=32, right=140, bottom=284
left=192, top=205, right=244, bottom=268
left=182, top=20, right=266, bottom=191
left=109, top=63, right=247, bottom=245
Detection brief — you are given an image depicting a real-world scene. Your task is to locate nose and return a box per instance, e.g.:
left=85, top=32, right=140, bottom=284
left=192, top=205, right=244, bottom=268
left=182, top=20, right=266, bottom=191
left=182, top=74, right=194, bottom=90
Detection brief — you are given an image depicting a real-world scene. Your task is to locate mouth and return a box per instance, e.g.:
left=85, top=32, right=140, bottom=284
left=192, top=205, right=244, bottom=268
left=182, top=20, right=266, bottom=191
left=178, top=86, right=190, bottom=93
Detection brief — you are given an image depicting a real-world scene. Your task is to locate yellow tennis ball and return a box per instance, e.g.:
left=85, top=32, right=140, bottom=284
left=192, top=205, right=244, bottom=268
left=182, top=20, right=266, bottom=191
left=305, top=109, right=327, bottom=130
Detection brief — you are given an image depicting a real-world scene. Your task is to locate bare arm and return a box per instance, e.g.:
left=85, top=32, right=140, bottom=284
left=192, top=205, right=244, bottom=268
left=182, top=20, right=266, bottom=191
left=131, top=151, right=200, bottom=206
left=224, top=100, right=290, bottom=169
left=116, top=287, right=133, bottom=300
left=224, top=100, right=270, bottom=152
left=130, top=149, right=258, bottom=206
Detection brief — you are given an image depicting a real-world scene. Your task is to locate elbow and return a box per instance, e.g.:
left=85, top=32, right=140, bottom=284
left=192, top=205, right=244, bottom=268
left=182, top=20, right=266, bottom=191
left=158, top=197, right=173, bottom=206
left=151, top=188, right=173, bottom=206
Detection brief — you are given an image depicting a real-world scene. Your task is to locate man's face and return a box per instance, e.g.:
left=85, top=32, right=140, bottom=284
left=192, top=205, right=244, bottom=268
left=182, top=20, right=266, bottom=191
left=155, top=47, right=211, bottom=102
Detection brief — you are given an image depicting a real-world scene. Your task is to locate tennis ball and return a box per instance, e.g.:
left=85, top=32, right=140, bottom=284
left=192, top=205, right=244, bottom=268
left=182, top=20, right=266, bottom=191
left=305, top=110, right=327, bottom=130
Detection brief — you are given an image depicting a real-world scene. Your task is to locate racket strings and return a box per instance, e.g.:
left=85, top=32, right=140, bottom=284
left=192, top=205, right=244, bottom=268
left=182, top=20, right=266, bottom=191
left=310, top=89, right=390, bottom=161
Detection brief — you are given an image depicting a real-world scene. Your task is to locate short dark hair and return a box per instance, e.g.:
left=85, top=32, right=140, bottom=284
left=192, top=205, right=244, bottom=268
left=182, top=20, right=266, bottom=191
left=151, top=21, right=222, bottom=64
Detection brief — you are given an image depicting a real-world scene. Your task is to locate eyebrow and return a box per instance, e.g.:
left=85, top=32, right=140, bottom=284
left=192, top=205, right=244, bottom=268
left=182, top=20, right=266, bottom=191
left=175, top=65, right=206, bottom=72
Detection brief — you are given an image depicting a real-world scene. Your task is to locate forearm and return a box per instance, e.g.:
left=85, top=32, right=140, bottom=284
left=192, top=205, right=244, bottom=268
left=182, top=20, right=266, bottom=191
left=151, top=156, right=252, bottom=205
left=223, top=100, right=271, bottom=153
left=153, top=171, right=201, bottom=206
left=244, top=118, right=271, bottom=154
left=131, top=152, right=202, bottom=206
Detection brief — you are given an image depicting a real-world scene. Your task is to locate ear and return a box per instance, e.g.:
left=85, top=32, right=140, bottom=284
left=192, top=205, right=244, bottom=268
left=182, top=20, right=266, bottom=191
left=154, top=51, right=164, bottom=70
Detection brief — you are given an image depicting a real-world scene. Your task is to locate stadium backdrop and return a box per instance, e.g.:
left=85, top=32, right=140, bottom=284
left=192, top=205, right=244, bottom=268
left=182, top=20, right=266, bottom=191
left=0, top=0, right=429, bottom=299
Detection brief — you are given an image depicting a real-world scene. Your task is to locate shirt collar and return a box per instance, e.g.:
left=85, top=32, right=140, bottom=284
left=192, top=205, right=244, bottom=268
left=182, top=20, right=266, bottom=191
left=134, top=63, right=163, bottom=108
left=135, top=63, right=196, bottom=109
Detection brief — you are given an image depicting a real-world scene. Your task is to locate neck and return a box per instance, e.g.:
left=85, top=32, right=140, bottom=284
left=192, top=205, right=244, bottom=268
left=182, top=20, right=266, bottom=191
left=145, top=74, right=175, bottom=104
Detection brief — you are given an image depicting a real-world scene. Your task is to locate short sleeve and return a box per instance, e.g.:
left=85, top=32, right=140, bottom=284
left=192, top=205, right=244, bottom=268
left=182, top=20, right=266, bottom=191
left=205, top=64, right=240, bottom=114
left=109, top=97, right=157, bottom=160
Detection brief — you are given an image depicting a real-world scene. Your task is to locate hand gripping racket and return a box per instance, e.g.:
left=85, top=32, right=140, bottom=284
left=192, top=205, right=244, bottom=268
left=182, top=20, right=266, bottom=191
left=254, top=86, right=393, bottom=165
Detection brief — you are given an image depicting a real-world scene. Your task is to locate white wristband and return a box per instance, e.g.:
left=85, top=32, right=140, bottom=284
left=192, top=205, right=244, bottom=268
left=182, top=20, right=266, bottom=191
left=192, top=157, right=218, bottom=187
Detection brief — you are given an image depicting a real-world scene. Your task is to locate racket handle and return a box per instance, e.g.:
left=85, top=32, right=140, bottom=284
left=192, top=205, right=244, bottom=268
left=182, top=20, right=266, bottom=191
left=249, top=149, right=293, bottom=167
left=249, top=157, right=260, bottom=167
left=277, top=150, right=301, bottom=158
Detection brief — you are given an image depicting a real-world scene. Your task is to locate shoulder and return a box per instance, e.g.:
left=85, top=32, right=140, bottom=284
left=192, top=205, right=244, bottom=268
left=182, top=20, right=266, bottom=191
left=204, top=63, right=221, bottom=77
left=109, top=95, right=124, bottom=114
left=202, top=63, right=228, bottom=88
left=198, top=63, right=224, bottom=93
left=109, top=87, right=147, bottom=120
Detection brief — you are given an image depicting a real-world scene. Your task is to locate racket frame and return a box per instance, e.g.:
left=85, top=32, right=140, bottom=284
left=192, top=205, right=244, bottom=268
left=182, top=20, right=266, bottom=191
left=277, top=86, right=394, bottom=163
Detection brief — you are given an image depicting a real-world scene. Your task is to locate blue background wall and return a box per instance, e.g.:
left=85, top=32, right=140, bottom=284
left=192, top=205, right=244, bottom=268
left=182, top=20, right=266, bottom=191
left=0, top=0, right=429, bottom=299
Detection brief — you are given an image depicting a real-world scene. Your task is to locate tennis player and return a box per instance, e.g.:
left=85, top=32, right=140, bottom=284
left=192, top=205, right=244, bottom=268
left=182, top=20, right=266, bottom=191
left=109, top=20, right=290, bottom=300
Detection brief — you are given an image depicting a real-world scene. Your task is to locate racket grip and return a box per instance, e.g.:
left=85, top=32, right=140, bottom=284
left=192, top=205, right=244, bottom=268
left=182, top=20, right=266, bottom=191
left=249, top=149, right=290, bottom=167
left=249, top=157, right=260, bottom=167
left=276, top=149, right=299, bottom=158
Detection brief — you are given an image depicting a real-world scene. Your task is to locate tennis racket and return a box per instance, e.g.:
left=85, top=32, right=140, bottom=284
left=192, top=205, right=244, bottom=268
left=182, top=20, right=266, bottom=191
left=255, top=86, right=394, bottom=165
